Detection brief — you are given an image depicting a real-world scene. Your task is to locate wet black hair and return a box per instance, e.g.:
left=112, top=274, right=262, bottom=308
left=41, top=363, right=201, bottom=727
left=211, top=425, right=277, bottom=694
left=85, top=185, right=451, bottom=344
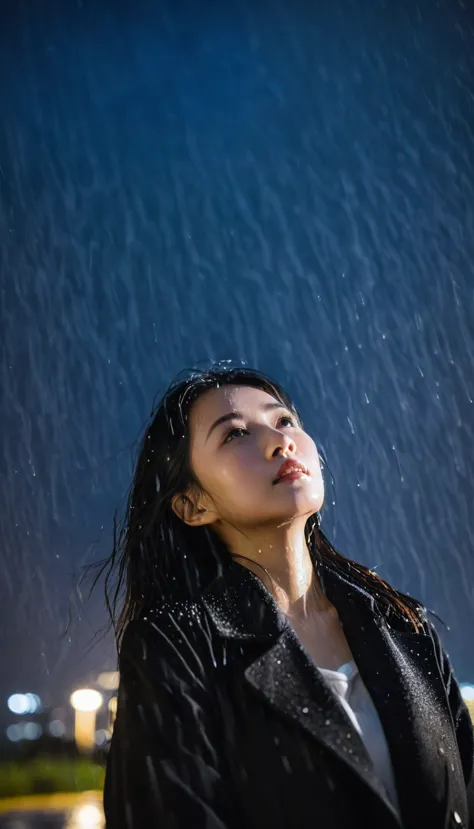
left=91, top=360, right=428, bottom=650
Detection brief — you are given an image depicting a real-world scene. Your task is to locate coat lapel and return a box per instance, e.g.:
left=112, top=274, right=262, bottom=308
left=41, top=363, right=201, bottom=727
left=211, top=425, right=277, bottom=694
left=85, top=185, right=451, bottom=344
left=320, top=564, right=469, bottom=828
left=202, top=560, right=462, bottom=828
left=242, top=625, right=399, bottom=815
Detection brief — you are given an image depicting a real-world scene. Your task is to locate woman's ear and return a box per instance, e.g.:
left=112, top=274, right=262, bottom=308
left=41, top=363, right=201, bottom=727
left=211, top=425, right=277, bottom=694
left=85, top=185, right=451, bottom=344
left=171, top=493, right=214, bottom=527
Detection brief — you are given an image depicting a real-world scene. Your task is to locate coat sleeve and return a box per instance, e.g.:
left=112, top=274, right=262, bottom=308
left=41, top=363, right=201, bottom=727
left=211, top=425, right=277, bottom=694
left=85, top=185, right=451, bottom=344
left=426, top=618, right=474, bottom=829
left=103, top=612, right=238, bottom=829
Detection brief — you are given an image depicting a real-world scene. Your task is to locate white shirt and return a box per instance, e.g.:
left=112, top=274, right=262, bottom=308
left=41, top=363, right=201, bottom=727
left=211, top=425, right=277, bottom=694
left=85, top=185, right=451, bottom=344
left=317, top=660, right=401, bottom=816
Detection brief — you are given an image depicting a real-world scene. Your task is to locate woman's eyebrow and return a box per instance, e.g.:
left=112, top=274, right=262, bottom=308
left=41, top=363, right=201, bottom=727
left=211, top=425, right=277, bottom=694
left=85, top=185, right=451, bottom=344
left=205, top=402, right=285, bottom=443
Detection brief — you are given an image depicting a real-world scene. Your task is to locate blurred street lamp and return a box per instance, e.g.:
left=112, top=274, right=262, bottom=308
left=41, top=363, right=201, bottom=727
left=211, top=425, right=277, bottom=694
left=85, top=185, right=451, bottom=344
left=460, top=684, right=474, bottom=724
left=70, top=688, right=103, bottom=754
left=108, top=695, right=118, bottom=733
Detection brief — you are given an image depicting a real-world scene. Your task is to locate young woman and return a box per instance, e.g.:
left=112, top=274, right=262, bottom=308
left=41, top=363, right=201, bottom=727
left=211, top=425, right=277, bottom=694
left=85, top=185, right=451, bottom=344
left=102, top=362, right=473, bottom=829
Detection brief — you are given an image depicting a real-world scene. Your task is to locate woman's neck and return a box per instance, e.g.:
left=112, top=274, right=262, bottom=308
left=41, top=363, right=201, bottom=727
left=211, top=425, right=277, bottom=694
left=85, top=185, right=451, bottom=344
left=229, top=528, right=328, bottom=617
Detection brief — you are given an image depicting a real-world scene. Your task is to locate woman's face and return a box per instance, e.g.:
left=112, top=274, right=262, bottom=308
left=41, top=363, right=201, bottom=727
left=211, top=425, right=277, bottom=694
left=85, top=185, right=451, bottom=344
left=186, top=384, right=324, bottom=529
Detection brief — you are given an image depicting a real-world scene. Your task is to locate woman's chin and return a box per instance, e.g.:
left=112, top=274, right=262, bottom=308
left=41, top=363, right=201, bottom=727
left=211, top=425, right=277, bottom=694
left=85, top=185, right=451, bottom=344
left=272, top=479, right=323, bottom=506
left=271, top=496, right=322, bottom=520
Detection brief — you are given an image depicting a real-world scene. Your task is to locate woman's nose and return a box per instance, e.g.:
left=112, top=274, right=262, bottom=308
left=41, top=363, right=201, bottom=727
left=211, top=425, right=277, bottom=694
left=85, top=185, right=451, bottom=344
left=269, top=431, right=296, bottom=457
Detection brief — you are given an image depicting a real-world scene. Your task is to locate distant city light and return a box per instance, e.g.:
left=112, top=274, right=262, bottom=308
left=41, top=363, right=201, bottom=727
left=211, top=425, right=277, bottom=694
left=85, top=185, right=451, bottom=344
left=6, top=724, right=23, bottom=742
left=7, top=693, right=41, bottom=715
left=94, top=728, right=111, bottom=746
left=96, top=671, right=119, bottom=691
left=6, top=721, right=42, bottom=741
left=71, top=803, right=103, bottom=826
left=48, top=719, right=66, bottom=737
left=24, top=722, right=43, bottom=740
left=108, top=695, right=117, bottom=732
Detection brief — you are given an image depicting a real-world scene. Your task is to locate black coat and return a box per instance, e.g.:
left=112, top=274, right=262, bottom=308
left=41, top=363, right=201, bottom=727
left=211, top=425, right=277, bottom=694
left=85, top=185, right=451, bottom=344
left=103, top=559, right=474, bottom=829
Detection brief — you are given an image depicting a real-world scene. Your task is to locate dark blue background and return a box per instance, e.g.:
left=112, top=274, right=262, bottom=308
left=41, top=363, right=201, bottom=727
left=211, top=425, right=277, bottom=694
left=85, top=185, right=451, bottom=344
left=0, top=0, right=473, bottom=736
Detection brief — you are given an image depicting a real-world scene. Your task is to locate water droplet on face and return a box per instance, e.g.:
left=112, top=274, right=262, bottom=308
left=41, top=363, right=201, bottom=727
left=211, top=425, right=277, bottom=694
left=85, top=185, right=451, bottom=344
left=325, top=719, right=331, bottom=726
left=302, top=707, right=308, bottom=714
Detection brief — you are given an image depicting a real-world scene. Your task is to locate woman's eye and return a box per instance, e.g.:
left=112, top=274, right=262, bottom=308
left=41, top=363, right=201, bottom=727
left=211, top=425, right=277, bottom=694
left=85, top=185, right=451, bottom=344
left=223, top=415, right=295, bottom=444
left=224, top=427, right=249, bottom=444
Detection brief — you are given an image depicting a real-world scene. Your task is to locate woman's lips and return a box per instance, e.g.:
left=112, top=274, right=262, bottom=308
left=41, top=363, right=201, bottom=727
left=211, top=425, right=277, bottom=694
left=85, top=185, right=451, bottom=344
left=275, top=470, right=309, bottom=484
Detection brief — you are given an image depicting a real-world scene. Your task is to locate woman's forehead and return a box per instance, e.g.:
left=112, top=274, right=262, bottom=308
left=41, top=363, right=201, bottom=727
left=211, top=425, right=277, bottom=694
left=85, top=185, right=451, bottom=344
left=189, top=385, right=281, bottom=432
left=198, top=384, right=277, bottom=412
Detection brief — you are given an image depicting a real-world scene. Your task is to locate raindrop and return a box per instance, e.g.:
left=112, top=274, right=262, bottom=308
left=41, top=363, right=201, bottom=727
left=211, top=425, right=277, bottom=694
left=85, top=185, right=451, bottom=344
left=281, top=756, right=291, bottom=773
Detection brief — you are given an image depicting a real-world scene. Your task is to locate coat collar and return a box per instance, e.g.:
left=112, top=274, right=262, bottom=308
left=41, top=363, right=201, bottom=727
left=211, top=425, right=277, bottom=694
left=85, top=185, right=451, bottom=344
left=202, top=559, right=462, bottom=829
left=201, top=554, right=398, bottom=645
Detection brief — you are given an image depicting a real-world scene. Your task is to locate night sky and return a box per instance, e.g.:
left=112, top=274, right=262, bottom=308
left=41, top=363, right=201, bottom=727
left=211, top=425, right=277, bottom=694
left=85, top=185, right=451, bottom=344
left=1, top=0, right=473, bottom=739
